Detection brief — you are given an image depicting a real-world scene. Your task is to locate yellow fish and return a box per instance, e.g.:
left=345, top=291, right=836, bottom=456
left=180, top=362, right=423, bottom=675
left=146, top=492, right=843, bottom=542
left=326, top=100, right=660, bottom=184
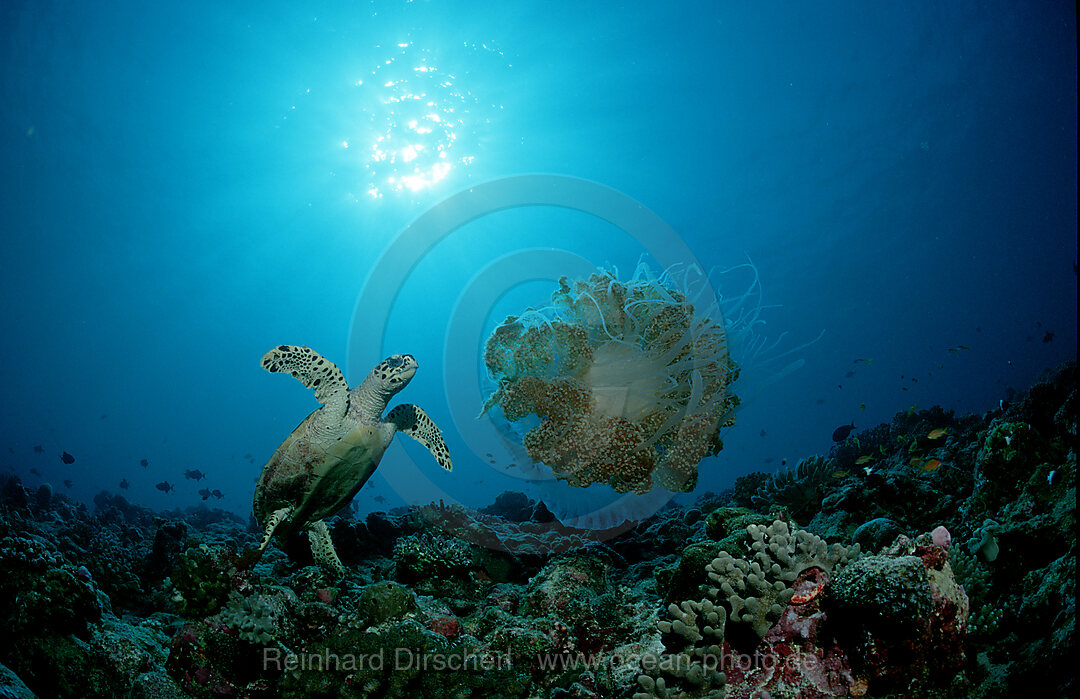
left=921, top=458, right=943, bottom=472
left=927, top=428, right=948, bottom=440
left=855, top=455, right=874, bottom=465
left=831, top=470, right=849, bottom=478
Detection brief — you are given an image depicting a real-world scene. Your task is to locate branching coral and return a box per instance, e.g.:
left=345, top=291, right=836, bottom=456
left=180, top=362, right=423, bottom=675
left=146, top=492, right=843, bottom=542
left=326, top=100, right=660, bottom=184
left=636, top=519, right=860, bottom=698
left=482, top=264, right=740, bottom=494
left=708, top=520, right=859, bottom=641
left=634, top=599, right=728, bottom=699
left=218, top=594, right=279, bottom=645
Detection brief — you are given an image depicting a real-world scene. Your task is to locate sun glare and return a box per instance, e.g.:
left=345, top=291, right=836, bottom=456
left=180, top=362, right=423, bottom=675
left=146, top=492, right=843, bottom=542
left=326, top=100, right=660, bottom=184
left=345, top=41, right=496, bottom=199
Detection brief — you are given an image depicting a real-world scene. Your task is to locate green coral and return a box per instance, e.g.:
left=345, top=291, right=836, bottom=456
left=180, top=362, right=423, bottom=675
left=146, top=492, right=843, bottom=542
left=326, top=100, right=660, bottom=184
left=168, top=544, right=235, bottom=617
left=393, top=533, right=475, bottom=583
left=831, top=555, right=933, bottom=627
left=950, top=547, right=1000, bottom=637
left=355, top=581, right=419, bottom=626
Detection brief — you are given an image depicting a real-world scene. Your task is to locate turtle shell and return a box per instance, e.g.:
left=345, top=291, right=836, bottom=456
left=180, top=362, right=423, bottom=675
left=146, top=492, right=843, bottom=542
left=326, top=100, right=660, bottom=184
left=253, top=407, right=390, bottom=538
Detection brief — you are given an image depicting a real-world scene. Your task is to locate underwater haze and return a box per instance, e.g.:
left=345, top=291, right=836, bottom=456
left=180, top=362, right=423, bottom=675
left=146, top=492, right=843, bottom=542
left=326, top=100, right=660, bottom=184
left=1, top=1, right=1075, bottom=519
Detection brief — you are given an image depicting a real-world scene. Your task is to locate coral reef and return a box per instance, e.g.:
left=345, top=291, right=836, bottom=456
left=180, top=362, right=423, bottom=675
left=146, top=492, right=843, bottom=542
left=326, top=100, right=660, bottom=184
left=0, top=362, right=1072, bottom=697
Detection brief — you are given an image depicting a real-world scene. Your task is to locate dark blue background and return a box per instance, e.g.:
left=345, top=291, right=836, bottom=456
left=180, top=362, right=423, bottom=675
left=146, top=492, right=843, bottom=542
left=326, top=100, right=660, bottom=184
left=1, top=1, right=1075, bottom=518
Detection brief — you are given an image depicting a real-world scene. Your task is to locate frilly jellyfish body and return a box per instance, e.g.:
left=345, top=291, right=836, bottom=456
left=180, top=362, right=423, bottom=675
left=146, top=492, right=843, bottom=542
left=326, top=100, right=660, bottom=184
left=481, top=263, right=740, bottom=494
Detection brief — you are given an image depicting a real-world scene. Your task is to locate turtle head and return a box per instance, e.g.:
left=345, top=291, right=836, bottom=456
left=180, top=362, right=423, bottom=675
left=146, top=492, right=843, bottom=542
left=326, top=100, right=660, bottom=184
left=368, top=354, right=418, bottom=397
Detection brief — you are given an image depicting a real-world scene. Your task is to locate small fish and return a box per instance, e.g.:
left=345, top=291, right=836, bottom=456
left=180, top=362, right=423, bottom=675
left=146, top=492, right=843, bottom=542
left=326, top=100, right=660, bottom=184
left=854, top=455, right=873, bottom=465
left=927, top=428, right=948, bottom=440
left=156, top=481, right=175, bottom=493
left=759, top=429, right=766, bottom=437
left=844, top=370, right=856, bottom=378
left=921, top=458, right=943, bottom=472
left=33, top=445, right=44, bottom=454
left=764, top=457, right=774, bottom=464
left=211, top=489, right=224, bottom=499
left=831, top=422, right=856, bottom=442
left=831, top=470, right=849, bottom=478
left=781, top=458, right=787, bottom=466
left=119, top=479, right=130, bottom=490
left=373, top=495, right=386, bottom=503
left=947, top=345, right=970, bottom=355
left=63, top=479, right=73, bottom=488
left=184, top=469, right=206, bottom=481
left=1042, top=331, right=1054, bottom=343
left=859, top=403, right=866, bottom=411
left=854, top=358, right=873, bottom=365
left=198, top=488, right=212, bottom=500
left=60, top=451, right=75, bottom=464
left=879, top=445, right=888, bottom=455
left=815, top=398, right=826, bottom=405
left=140, top=458, right=149, bottom=467
left=908, top=439, right=920, bottom=454
left=30, top=468, right=41, bottom=477
left=909, top=456, right=923, bottom=468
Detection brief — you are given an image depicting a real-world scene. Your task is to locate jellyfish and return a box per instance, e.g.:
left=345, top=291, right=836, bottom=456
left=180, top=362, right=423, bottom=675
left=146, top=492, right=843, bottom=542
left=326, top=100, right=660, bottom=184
left=480, top=261, right=741, bottom=494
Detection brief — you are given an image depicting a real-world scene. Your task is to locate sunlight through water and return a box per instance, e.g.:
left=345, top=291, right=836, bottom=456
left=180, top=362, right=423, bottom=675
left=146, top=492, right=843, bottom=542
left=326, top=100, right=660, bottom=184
left=344, top=41, right=504, bottom=199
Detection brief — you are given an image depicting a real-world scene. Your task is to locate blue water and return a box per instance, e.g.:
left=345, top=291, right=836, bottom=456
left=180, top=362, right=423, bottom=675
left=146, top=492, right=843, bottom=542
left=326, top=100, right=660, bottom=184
left=1, top=1, right=1075, bottom=520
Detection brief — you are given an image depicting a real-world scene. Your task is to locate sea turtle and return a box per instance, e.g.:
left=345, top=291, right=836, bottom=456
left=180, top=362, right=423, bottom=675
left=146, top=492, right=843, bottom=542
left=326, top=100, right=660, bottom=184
left=251, top=345, right=452, bottom=577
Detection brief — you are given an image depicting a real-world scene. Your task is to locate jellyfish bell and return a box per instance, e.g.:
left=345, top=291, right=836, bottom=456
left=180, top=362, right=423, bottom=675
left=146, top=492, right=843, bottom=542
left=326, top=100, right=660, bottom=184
left=480, top=257, right=819, bottom=529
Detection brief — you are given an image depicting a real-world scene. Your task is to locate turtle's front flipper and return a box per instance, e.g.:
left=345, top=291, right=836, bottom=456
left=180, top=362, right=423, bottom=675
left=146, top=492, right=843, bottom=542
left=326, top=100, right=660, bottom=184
left=386, top=404, right=453, bottom=472
left=261, top=345, right=350, bottom=419
left=307, top=520, right=344, bottom=578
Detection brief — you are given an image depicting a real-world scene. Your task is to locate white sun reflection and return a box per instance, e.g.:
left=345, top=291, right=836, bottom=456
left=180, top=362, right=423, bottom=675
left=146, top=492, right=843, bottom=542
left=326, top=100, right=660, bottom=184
left=344, top=41, right=500, bottom=199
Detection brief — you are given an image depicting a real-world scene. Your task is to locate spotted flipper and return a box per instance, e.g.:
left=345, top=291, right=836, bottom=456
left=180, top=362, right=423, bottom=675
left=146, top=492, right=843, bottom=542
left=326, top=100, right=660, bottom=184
left=386, top=404, right=453, bottom=472
left=261, top=345, right=349, bottom=418
left=257, top=506, right=291, bottom=555
left=307, top=519, right=344, bottom=578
